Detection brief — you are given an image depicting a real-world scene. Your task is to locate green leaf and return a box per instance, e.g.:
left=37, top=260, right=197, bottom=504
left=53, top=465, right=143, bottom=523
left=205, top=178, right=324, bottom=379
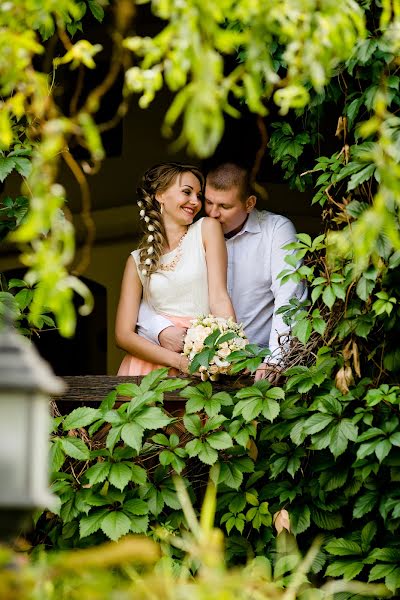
left=60, top=437, right=90, bottom=460
left=130, top=465, right=147, bottom=485
left=262, top=398, right=280, bottom=422
left=0, top=157, right=16, bottom=182
left=116, top=383, right=140, bottom=397
left=101, top=511, right=131, bottom=541
left=198, top=442, right=218, bottom=465
left=325, top=538, right=362, bottom=556
left=233, top=398, right=263, bottom=421
left=143, top=487, right=164, bottom=516
left=159, top=449, right=175, bottom=466
left=325, top=560, right=364, bottom=580
left=14, top=288, right=33, bottom=310
left=85, top=461, right=111, bottom=485
left=129, top=515, right=149, bottom=534
left=189, top=349, right=213, bottom=373
left=185, top=396, right=206, bottom=414
left=356, top=275, right=375, bottom=301
left=293, top=319, right=312, bottom=344
left=265, top=387, right=285, bottom=400
left=322, top=285, right=336, bottom=309
left=312, top=509, right=343, bottom=530
left=183, top=414, right=202, bottom=436
left=213, top=391, right=233, bottom=406
left=229, top=495, right=246, bottom=513
left=124, top=499, right=148, bottom=516
left=104, top=410, right=126, bottom=426
left=353, top=491, right=378, bottom=518
left=63, top=407, right=99, bottom=431
left=7, top=278, right=27, bottom=289
left=329, top=420, right=358, bottom=458
left=361, top=521, right=377, bottom=551
left=383, top=567, right=400, bottom=593
left=13, top=157, right=31, bottom=178
left=140, top=368, right=169, bottom=392
left=156, top=378, right=189, bottom=392
left=135, top=407, right=171, bottom=429
left=375, top=439, right=392, bottom=462
left=207, top=431, right=233, bottom=450
left=127, top=391, right=160, bottom=415
left=357, top=439, right=381, bottom=460
left=304, top=413, right=334, bottom=435
left=121, top=423, right=144, bottom=453
left=368, top=563, right=396, bottom=582
left=290, top=505, right=310, bottom=535
left=347, top=163, right=376, bottom=191
left=204, top=397, right=222, bottom=417
left=109, top=463, right=132, bottom=491
left=49, top=439, right=66, bottom=472
left=151, top=433, right=169, bottom=446
left=390, top=432, right=400, bottom=447
left=106, top=425, right=123, bottom=452
left=322, top=469, right=348, bottom=492
left=185, top=438, right=203, bottom=457
left=88, top=0, right=104, bottom=23
left=79, top=509, right=108, bottom=538
left=219, top=463, right=243, bottom=489
left=235, top=386, right=263, bottom=400
left=161, top=486, right=180, bottom=510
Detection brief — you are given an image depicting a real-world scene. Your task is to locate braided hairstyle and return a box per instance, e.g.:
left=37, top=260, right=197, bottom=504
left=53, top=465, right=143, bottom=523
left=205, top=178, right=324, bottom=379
left=136, top=162, right=204, bottom=282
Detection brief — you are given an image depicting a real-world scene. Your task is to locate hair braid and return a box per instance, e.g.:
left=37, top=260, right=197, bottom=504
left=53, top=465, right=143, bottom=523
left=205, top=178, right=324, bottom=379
left=137, top=186, right=165, bottom=277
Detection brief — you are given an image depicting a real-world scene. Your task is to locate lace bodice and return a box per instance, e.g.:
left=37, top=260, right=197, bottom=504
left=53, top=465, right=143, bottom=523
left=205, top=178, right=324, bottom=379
left=132, top=218, right=209, bottom=316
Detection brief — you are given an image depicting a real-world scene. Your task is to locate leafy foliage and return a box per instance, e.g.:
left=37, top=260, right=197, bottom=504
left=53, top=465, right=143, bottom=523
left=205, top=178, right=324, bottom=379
left=0, top=276, right=55, bottom=336
left=1, top=495, right=391, bottom=600
left=33, top=363, right=400, bottom=596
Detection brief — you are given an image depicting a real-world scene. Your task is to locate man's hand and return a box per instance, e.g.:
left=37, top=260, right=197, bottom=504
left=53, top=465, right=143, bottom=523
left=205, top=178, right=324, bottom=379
left=158, top=326, right=187, bottom=352
left=254, top=363, right=282, bottom=384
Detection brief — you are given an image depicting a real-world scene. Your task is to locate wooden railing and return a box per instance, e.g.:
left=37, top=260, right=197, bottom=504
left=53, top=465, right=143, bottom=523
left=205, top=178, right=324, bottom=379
left=54, top=375, right=253, bottom=414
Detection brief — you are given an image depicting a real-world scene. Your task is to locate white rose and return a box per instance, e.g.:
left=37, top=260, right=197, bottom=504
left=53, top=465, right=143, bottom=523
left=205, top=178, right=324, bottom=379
left=218, top=347, right=230, bottom=359
left=193, top=340, right=204, bottom=353
left=214, top=356, right=230, bottom=368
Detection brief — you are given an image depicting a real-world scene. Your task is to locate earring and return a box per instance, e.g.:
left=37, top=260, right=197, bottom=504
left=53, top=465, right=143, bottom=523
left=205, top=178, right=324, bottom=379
left=160, top=203, right=164, bottom=215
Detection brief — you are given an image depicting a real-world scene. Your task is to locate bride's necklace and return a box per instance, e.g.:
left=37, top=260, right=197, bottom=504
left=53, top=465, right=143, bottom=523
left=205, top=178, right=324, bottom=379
left=159, top=230, right=188, bottom=272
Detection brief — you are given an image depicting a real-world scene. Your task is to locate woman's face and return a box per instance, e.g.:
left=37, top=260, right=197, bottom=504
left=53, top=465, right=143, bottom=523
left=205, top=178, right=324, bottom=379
left=156, top=171, right=202, bottom=225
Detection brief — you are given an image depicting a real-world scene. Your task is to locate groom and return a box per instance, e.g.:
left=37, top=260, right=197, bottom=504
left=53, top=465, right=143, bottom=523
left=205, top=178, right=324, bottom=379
left=137, top=162, right=306, bottom=381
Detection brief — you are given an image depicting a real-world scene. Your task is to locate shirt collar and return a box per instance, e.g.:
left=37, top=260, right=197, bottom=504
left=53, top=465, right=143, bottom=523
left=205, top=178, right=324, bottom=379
left=227, top=209, right=261, bottom=240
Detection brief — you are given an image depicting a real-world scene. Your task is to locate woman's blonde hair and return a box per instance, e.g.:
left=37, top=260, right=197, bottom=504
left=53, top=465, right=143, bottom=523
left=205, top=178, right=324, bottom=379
left=136, top=162, right=204, bottom=280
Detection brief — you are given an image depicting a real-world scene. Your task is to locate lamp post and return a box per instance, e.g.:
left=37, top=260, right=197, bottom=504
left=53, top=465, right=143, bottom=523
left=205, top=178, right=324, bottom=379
left=0, top=321, right=65, bottom=540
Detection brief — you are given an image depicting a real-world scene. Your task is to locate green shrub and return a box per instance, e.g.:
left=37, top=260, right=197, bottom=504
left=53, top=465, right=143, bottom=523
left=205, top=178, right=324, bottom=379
left=3, top=478, right=392, bottom=600
left=31, top=363, right=400, bottom=597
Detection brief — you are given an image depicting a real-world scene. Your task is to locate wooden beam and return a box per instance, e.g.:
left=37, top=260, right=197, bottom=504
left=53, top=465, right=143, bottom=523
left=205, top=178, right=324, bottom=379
left=57, top=375, right=253, bottom=404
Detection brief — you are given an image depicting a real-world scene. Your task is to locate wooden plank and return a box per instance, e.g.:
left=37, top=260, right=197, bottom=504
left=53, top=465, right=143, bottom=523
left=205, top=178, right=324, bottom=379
left=56, top=375, right=253, bottom=404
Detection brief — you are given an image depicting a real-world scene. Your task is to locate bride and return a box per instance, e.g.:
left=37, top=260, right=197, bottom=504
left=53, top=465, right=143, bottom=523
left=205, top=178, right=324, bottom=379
left=115, top=162, right=236, bottom=376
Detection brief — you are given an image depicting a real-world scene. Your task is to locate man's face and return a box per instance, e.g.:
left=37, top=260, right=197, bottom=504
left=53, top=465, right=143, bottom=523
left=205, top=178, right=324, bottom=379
left=204, top=184, right=254, bottom=234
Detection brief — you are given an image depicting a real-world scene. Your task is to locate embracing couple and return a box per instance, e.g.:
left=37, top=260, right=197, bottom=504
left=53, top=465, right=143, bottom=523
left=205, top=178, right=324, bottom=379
left=115, top=161, right=306, bottom=381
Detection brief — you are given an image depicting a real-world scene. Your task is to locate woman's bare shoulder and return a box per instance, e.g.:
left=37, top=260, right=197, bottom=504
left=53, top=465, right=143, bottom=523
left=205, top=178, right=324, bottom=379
left=201, top=216, right=223, bottom=233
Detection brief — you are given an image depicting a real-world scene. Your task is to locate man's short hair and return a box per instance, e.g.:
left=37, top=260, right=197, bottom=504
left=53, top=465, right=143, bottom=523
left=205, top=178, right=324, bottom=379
left=206, top=163, right=252, bottom=202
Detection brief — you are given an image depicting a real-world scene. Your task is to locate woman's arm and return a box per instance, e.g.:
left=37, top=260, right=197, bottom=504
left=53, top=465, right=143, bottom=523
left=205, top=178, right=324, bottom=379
left=202, top=217, right=236, bottom=319
left=115, top=256, right=188, bottom=371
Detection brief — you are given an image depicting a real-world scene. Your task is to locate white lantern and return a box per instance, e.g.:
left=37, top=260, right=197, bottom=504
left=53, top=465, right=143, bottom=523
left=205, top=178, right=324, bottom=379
left=0, top=324, right=65, bottom=538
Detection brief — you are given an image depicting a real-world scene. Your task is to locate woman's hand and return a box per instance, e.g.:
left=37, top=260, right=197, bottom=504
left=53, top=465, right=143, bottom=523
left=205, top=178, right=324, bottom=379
left=178, top=355, right=190, bottom=374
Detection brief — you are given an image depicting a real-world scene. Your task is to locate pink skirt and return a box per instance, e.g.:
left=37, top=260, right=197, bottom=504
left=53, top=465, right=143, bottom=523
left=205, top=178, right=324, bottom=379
left=117, top=315, right=193, bottom=376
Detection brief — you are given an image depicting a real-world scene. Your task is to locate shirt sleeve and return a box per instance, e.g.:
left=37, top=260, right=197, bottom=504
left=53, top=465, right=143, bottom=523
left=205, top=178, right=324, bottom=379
left=136, top=301, right=174, bottom=345
left=266, top=217, right=307, bottom=364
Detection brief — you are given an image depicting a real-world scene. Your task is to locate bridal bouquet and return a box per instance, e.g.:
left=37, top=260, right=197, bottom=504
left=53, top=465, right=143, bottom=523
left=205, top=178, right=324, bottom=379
left=183, top=315, right=249, bottom=380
